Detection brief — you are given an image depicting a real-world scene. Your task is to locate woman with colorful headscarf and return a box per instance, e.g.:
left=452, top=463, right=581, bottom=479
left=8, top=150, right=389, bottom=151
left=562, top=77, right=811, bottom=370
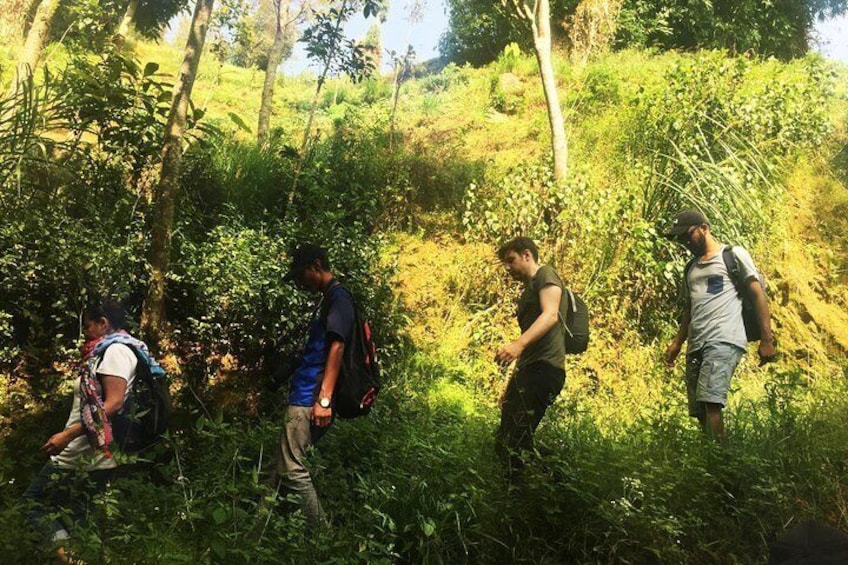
left=22, top=299, right=154, bottom=564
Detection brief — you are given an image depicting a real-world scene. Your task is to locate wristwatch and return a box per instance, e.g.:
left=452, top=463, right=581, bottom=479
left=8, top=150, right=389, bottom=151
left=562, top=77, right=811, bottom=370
left=318, top=397, right=331, bottom=409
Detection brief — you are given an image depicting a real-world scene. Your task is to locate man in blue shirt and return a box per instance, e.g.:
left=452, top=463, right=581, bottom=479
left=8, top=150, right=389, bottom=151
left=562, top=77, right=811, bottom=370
left=270, top=243, right=355, bottom=525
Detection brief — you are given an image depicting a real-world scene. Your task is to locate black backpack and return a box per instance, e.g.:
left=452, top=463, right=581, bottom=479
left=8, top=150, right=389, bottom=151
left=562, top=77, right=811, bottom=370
left=322, top=285, right=381, bottom=419
left=559, top=288, right=590, bottom=354
left=683, top=246, right=765, bottom=342
left=110, top=347, right=171, bottom=453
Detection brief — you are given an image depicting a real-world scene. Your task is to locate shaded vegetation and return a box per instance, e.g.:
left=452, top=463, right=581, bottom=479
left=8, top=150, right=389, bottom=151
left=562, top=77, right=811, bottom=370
left=1, top=18, right=848, bottom=565
left=441, top=0, right=848, bottom=66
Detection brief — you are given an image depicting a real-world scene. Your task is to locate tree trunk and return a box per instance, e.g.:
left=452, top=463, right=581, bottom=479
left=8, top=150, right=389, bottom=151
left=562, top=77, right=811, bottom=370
left=8, top=0, right=60, bottom=95
left=298, top=0, right=347, bottom=154
left=257, top=0, right=291, bottom=146
left=142, top=0, right=215, bottom=346
left=531, top=0, right=568, bottom=182
left=117, top=0, right=139, bottom=39
left=389, top=59, right=401, bottom=145
left=288, top=0, right=348, bottom=204
left=287, top=71, right=326, bottom=206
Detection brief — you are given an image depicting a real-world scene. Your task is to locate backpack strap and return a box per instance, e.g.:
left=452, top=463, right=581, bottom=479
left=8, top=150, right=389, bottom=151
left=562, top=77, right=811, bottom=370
left=557, top=287, right=576, bottom=339
left=682, top=256, right=697, bottom=293
left=721, top=245, right=744, bottom=298
left=318, top=279, right=354, bottom=324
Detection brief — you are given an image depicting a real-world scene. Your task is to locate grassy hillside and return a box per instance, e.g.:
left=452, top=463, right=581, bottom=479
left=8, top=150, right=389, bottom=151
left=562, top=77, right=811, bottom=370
left=3, top=35, right=848, bottom=562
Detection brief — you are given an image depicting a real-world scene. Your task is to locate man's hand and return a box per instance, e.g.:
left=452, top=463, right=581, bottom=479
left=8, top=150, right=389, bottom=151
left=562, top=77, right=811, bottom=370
left=495, top=341, right=524, bottom=366
left=758, top=340, right=778, bottom=366
left=312, top=403, right=333, bottom=427
left=41, top=430, right=73, bottom=456
left=664, top=340, right=682, bottom=368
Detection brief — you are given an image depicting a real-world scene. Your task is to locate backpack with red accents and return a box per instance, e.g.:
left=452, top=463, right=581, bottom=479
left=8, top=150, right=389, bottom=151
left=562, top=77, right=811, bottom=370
left=324, top=285, right=381, bottom=419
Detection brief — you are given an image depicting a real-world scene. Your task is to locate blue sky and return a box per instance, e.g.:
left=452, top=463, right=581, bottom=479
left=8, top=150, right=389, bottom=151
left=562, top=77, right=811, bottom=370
left=281, top=0, right=449, bottom=75
left=168, top=2, right=848, bottom=73
left=815, top=13, right=848, bottom=63
left=279, top=3, right=848, bottom=74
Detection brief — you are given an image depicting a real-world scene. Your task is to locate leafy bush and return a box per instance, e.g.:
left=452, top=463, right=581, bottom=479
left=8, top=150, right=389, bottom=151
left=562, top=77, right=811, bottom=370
left=462, top=162, right=568, bottom=243
left=600, top=52, right=835, bottom=332
left=489, top=73, right=525, bottom=115
left=419, top=63, right=470, bottom=93
left=628, top=52, right=832, bottom=229
left=58, top=48, right=173, bottom=185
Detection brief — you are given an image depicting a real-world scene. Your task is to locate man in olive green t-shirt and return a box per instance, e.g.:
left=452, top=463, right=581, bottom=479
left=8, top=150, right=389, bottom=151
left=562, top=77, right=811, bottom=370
left=495, top=237, right=567, bottom=470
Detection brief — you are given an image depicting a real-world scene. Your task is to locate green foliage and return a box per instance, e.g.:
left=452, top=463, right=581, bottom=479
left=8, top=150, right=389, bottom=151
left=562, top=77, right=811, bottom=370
left=133, top=0, right=192, bottom=40
left=300, top=0, right=385, bottom=84
left=177, top=220, right=300, bottom=365
left=492, top=42, right=522, bottom=74
left=208, top=0, right=293, bottom=70
left=442, top=0, right=848, bottom=66
left=52, top=0, right=125, bottom=50
left=440, top=0, right=576, bottom=66
left=488, top=72, right=525, bottom=115
left=6, top=356, right=848, bottom=563
left=0, top=55, right=159, bottom=353
left=58, top=47, right=172, bottom=179
left=180, top=137, right=292, bottom=225
left=615, top=0, right=847, bottom=60
left=0, top=68, right=67, bottom=191
left=605, top=52, right=835, bottom=331
left=462, top=163, right=568, bottom=243
left=3, top=23, right=848, bottom=565
left=418, top=63, right=470, bottom=94
left=360, top=76, right=392, bottom=104
left=572, top=63, right=621, bottom=112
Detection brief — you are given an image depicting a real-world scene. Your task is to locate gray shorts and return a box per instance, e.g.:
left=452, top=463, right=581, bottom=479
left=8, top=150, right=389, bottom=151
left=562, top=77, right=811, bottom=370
left=685, top=341, right=745, bottom=417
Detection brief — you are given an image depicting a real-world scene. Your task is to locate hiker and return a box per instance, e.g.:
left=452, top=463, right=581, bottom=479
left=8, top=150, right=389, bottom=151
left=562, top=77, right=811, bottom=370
left=22, top=300, right=155, bottom=564
left=664, top=210, right=777, bottom=440
left=269, top=243, right=356, bottom=526
left=494, top=237, right=567, bottom=470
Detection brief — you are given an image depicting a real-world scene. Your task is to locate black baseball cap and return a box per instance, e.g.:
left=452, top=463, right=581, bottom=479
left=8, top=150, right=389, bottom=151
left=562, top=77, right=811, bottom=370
left=284, top=243, right=328, bottom=281
left=665, top=209, right=709, bottom=238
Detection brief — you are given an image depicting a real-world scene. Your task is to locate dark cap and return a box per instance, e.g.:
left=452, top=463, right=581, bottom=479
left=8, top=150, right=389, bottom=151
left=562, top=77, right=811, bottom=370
left=665, top=209, right=709, bottom=238
left=284, top=243, right=328, bottom=281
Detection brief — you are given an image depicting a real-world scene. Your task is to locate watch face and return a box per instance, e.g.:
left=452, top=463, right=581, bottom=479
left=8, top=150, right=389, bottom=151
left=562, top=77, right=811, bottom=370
left=319, top=397, right=331, bottom=408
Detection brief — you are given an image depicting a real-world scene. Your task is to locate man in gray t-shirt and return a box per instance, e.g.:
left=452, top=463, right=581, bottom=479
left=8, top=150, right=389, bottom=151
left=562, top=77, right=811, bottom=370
left=664, top=210, right=777, bottom=440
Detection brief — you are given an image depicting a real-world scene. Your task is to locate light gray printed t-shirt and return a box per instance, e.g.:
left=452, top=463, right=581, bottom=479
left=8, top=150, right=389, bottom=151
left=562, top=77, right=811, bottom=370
left=687, top=245, right=760, bottom=353
left=51, top=343, right=137, bottom=471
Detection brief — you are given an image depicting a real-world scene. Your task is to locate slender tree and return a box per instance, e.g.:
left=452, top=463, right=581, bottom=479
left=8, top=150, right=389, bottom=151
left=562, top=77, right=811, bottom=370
left=117, top=0, right=140, bottom=38
left=502, top=0, right=568, bottom=181
left=7, top=0, right=61, bottom=96
left=389, top=0, right=425, bottom=144
left=257, top=0, right=302, bottom=146
left=287, top=0, right=382, bottom=200
left=142, top=0, right=215, bottom=345
left=117, top=0, right=190, bottom=41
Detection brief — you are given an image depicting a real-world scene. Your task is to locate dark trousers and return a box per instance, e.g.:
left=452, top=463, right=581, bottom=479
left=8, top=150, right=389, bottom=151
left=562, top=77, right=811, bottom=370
left=22, top=461, right=113, bottom=546
left=496, top=361, right=565, bottom=468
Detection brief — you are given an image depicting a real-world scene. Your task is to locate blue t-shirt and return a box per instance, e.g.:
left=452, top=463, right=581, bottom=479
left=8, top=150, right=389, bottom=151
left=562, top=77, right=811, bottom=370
left=288, top=283, right=356, bottom=407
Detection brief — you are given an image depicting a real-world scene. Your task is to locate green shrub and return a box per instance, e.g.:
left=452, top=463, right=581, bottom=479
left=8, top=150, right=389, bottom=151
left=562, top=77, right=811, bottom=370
left=361, top=76, right=393, bottom=105
left=419, top=63, right=470, bottom=93
left=462, top=162, right=569, bottom=243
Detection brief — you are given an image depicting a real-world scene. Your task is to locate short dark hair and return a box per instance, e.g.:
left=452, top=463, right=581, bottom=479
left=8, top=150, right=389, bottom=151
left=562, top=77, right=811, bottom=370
left=291, top=243, right=330, bottom=269
left=284, top=243, right=331, bottom=282
left=497, top=237, right=539, bottom=261
left=83, top=299, right=127, bottom=330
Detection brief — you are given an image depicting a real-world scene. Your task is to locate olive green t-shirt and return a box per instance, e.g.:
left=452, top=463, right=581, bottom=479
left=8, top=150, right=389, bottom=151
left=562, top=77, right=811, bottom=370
left=517, top=265, right=566, bottom=370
